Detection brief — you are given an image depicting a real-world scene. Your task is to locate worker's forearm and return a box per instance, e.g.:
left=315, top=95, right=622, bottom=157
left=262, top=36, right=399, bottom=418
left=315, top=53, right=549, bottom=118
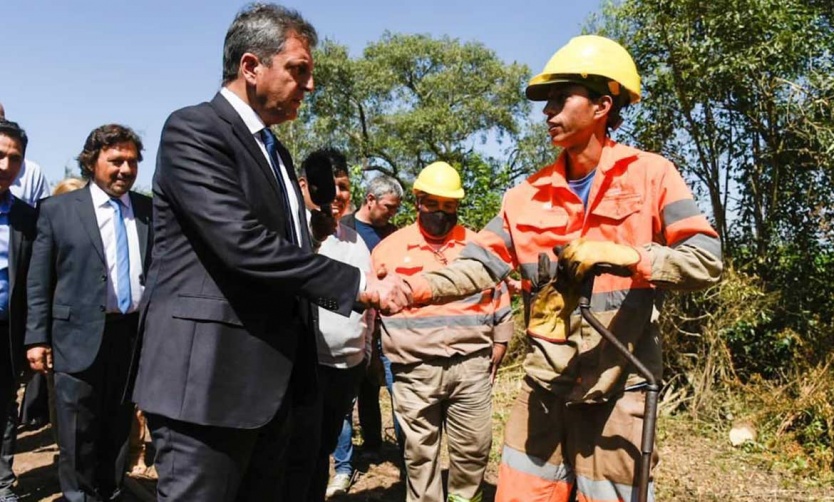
left=406, top=258, right=499, bottom=304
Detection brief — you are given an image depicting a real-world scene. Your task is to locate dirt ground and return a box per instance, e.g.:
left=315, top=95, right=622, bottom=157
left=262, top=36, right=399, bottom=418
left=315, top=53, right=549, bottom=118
left=8, top=369, right=834, bottom=501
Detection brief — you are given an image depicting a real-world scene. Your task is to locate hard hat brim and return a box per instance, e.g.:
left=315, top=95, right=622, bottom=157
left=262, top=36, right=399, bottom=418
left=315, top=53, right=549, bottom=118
left=526, top=75, right=617, bottom=102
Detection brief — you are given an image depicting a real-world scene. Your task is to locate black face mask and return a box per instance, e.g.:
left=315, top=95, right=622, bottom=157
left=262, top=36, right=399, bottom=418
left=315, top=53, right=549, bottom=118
left=418, top=210, right=457, bottom=238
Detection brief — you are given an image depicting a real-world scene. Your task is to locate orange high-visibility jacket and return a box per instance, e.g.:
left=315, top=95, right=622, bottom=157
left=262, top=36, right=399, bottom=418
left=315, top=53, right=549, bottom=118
left=373, top=223, right=514, bottom=366
left=418, top=139, right=722, bottom=401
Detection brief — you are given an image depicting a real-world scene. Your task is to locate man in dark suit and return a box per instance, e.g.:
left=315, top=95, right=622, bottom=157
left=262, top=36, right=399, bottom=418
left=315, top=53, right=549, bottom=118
left=130, top=4, right=408, bottom=501
left=25, top=124, right=152, bottom=502
left=0, top=120, right=37, bottom=502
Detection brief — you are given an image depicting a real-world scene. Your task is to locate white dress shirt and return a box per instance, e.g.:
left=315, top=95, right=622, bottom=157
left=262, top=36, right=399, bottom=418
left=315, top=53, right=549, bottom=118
left=219, top=87, right=303, bottom=246
left=89, top=183, right=143, bottom=313
left=10, top=160, right=51, bottom=206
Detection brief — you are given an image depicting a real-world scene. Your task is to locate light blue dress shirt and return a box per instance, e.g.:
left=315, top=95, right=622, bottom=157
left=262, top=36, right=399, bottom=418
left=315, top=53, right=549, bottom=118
left=0, top=192, right=13, bottom=321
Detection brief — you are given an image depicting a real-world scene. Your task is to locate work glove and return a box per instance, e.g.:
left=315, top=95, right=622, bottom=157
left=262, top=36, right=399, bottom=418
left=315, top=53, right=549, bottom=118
left=527, top=251, right=578, bottom=343
left=559, top=238, right=639, bottom=284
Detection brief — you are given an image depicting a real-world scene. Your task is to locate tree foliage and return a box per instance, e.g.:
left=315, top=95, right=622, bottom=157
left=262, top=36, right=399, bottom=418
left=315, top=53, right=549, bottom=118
left=276, top=32, right=551, bottom=229
left=592, top=0, right=834, bottom=259
left=591, top=0, right=834, bottom=371
left=592, top=0, right=834, bottom=472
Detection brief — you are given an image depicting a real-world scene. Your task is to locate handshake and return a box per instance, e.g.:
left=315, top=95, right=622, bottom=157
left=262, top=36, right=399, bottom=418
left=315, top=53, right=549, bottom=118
left=359, top=265, right=412, bottom=315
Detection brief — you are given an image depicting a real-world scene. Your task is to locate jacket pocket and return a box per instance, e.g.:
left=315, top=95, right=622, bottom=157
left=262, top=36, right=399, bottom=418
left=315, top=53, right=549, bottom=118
left=51, top=304, right=71, bottom=320
left=591, top=193, right=642, bottom=221
left=171, top=295, right=244, bottom=327
left=516, top=210, right=568, bottom=233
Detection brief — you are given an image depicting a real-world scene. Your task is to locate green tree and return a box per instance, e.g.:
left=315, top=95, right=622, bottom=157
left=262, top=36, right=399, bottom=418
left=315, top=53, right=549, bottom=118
left=276, top=32, right=550, bottom=226
left=592, top=0, right=834, bottom=260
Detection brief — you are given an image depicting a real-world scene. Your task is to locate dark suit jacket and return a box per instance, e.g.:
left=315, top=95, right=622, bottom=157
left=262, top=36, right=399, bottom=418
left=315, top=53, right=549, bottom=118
left=0, top=196, right=37, bottom=398
left=24, top=185, right=152, bottom=374
left=131, top=93, right=362, bottom=429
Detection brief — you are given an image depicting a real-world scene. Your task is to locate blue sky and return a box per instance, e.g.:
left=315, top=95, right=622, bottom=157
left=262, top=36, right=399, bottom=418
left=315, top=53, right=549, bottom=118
left=1, top=0, right=601, bottom=189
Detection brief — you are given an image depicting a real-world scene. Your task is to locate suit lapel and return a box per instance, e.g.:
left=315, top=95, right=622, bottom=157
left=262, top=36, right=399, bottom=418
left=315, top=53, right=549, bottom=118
left=209, top=94, right=282, bottom=200
left=276, top=141, right=312, bottom=251
left=129, top=192, right=149, bottom=266
left=7, top=204, right=22, bottom=293
left=76, top=185, right=106, bottom=263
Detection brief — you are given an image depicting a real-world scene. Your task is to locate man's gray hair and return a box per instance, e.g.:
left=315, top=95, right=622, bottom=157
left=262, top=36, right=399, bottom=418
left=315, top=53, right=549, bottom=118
left=367, top=175, right=403, bottom=200
left=222, top=3, right=318, bottom=85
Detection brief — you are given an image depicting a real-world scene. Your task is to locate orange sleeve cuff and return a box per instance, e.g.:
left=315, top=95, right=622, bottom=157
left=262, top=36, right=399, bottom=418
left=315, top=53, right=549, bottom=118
left=404, top=274, right=433, bottom=305
left=634, top=246, right=652, bottom=281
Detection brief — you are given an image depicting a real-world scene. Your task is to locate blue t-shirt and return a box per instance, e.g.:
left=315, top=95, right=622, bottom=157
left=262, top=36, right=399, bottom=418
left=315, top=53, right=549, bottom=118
left=354, top=219, right=387, bottom=252
left=568, top=169, right=597, bottom=209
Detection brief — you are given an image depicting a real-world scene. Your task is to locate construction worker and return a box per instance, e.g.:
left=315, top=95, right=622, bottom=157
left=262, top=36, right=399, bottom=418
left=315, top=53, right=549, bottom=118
left=392, top=36, right=723, bottom=501
left=373, top=161, right=514, bottom=502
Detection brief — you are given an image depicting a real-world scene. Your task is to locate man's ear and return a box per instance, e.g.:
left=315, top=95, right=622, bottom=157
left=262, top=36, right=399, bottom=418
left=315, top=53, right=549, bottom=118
left=240, top=53, right=261, bottom=85
left=594, top=94, right=614, bottom=120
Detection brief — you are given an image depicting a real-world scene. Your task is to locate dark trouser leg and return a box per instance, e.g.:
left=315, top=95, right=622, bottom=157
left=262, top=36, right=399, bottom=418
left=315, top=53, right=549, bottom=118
left=20, top=372, right=49, bottom=428
left=357, top=375, right=381, bottom=450
left=279, top=384, right=324, bottom=502
left=0, top=390, right=18, bottom=496
left=54, top=316, right=136, bottom=502
left=234, top=392, right=293, bottom=502
left=147, top=397, right=292, bottom=502
left=308, top=364, right=364, bottom=502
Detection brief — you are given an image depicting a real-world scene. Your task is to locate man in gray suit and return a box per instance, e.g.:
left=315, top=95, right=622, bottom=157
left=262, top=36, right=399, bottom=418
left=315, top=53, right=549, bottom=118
left=130, top=4, right=408, bottom=501
left=25, top=124, right=152, bottom=502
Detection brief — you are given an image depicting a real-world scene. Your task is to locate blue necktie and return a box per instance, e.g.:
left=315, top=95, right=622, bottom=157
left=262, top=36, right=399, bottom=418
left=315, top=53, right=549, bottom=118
left=260, top=129, right=299, bottom=245
left=109, top=198, right=132, bottom=314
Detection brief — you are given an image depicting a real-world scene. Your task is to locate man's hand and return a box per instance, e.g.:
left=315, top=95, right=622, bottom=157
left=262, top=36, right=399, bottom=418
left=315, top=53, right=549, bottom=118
left=309, top=208, right=337, bottom=246
left=559, top=238, right=639, bottom=284
left=360, top=267, right=412, bottom=315
left=27, top=345, right=53, bottom=374
left=489, top=342, right=508, bottom=384
left=504, top=277, right=522, bottom=297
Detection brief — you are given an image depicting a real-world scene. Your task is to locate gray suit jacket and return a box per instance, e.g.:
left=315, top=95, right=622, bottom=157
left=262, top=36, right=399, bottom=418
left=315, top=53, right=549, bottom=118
left=131, top=94, right=361, bottom=429
left=24, top=185, right=152, bottom=374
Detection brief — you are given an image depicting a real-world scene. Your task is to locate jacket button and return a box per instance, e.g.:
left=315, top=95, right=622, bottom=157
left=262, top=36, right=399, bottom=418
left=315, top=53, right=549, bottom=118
left=99, top=305, right=106, bottom=312
left=100, top=274, right=107, bottom=282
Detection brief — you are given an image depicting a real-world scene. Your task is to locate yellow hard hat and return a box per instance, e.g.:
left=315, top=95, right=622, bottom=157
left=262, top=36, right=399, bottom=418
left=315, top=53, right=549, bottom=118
left=413, top=162, right=465, bottom=199
left=526, top=35, right=641, bottom=105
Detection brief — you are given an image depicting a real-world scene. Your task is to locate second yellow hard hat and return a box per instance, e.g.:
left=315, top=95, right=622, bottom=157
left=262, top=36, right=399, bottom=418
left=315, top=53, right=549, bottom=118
left=413, top=162, right=465, bottom=199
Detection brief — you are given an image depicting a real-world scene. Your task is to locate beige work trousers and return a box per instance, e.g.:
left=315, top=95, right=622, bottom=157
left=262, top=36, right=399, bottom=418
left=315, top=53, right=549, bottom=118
left=391, top=349, right=493, bottom=502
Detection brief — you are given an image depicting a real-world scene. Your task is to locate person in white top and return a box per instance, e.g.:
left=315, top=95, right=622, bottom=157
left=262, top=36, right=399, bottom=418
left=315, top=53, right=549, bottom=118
left=0, top=103, right=51, bottom=206
left=281, top=148, right=375, bottom=501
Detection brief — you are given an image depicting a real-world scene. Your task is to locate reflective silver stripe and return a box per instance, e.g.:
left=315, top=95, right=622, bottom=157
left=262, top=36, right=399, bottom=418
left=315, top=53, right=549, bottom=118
left=484, top=216, right=513, bottom=249
left=575, top=474, right=655, bottom=502
left=494, top=305, right=513, bottom=323
left=495, top=280, right=509, bottom=295
left=500, top=445, right=574, bottom=482
left=588, top=288, right=655, bottom=312
left=455, top=291, right=491, bottom=306
left=459, top=244, right=512, bottom=281
left=671, top=232, right=722, bottom=260
left=662, top=199, right=701, bottom=227
left=382, top=314, right=491, bottom=331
